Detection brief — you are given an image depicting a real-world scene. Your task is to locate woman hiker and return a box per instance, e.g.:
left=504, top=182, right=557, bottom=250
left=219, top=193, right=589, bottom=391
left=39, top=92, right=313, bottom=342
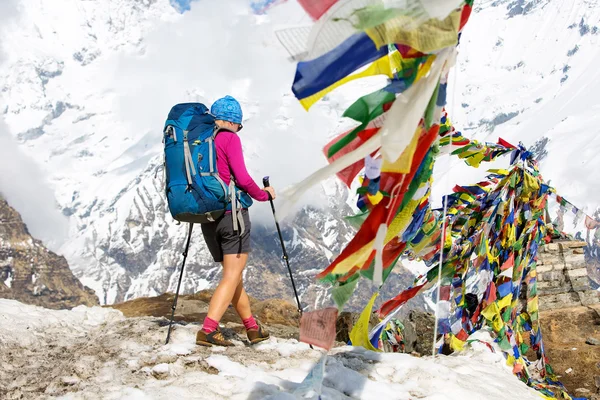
left=196, top=95, right=275, bottom=347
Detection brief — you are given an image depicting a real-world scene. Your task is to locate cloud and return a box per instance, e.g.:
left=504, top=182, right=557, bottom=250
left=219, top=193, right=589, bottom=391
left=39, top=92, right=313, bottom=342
left=0, top=0, right=18, bottom=63
left=109, top=0, right=347, bottom=222
left=0, top=115, right=70, bottom=250
left=0, top=0, right=69, bottom=250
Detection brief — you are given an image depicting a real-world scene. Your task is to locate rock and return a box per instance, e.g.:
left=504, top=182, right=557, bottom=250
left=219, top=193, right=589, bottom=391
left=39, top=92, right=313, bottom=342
left=335, top=312, right=355, bottom=344
left=547, top=243, right=559, bottom=251
left=408, top=310, right=435, bottom=356
left=586, top=337, right=600, bottom=346
left=110, top=290, right=301, bottom=328
left=335, top=311, right=379, bottom=344
left=0, top=196, right=99, bottom=309
left=401, top=315, right=418, bottom=354
left=559, top=241, right=587, bottom=249
left=566, top=368, right=573, bottom=374
left=575, top=388, right=591, bottom=393
left=594, top=376, right=600, bottom=389
left=253, top=298, right=300, bottom=327
left=151, top=363, right=170, bottom=379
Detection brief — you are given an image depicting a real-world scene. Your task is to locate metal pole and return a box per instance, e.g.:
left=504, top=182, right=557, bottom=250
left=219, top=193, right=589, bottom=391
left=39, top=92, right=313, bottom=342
left=263, top=177, right=303, bottom=315
left=166, top=222, right=194, bottom=344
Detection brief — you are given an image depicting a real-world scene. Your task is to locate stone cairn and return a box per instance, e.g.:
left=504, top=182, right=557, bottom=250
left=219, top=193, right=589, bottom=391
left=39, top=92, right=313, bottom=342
left=537, top=241, right=599, bottom=310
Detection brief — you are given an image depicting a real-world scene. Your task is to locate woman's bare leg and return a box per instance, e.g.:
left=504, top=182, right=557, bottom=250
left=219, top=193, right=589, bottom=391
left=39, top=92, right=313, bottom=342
left=231, top=278, right=252, bottom=320
left=206, top=253, right=248, bottom=322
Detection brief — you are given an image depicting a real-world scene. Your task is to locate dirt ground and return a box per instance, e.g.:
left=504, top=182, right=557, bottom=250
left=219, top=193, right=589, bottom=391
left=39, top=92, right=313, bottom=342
left=539, top=304, right=600, bottom=398
left=109, top=290, right=301, bottom=330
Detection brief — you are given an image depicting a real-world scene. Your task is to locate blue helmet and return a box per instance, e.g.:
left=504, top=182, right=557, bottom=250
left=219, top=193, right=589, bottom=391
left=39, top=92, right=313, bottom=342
left=210, top=95, right=243, bottom=125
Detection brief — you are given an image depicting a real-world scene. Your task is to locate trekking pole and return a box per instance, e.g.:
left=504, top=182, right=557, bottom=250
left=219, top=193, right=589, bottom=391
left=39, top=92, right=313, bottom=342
left=166, top=222, right=194, bottom=345
left=263, top=177, right=304, bottom=315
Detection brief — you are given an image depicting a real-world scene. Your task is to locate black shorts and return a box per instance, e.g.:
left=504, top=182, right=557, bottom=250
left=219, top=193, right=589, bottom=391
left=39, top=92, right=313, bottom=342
left=201, top=209, right=251, bottom=263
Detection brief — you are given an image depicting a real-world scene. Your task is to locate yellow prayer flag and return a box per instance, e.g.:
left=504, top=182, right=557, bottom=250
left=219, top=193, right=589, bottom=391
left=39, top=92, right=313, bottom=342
left=482, top=302, right=499, bottom=321
left=349, top=292, right=381, bottom=352
left=365, top=10, right=461, bottom=53
left=381, top=125, right=421, bottom=173
left=497, top=294, right=513, bottom=310
left=449, top=334, right=465, bottom=351
left=367, top=191, right=384, bottom=205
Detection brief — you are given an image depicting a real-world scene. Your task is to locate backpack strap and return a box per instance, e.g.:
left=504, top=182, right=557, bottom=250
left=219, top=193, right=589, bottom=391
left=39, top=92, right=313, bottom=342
left=170, top=125, right=177, bottom=143
left=203, top=128, right=229, bottom=202
left=212, top=127, right=246, bottom=235
left=182, top=130, right=197, bottom=186
left=229, top=179, right=245, bottom=236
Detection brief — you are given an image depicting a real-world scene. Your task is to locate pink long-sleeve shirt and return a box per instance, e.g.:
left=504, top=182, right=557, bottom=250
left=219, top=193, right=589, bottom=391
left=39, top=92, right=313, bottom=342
left=215, top=129, right=269, bottom=202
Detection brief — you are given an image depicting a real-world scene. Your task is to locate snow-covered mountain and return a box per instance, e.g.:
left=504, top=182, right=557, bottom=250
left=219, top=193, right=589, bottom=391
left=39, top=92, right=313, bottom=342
left=436, top=0, right=600, bottom=218
left=1, top=0, right=599, bottom=308
left=0, top=0, right=391, bottom=308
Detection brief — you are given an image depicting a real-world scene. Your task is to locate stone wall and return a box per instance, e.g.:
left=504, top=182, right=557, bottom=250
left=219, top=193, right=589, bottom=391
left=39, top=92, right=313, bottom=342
left=537, top=241, right=599, bottom=310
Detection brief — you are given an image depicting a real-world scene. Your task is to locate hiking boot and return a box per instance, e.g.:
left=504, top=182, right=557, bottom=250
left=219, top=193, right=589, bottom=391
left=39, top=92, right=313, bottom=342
left=196, top=329, right=234, bottom=347
left=247, top=325, right=270, bottom=345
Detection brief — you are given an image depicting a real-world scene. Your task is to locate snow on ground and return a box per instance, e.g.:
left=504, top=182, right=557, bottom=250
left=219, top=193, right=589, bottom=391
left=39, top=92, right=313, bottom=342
left=0, top=299, right=542, bottom=399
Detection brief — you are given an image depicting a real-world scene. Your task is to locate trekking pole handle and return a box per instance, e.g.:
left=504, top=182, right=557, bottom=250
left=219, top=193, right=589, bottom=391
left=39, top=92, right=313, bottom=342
left=263, top=176, right=273, bottom=201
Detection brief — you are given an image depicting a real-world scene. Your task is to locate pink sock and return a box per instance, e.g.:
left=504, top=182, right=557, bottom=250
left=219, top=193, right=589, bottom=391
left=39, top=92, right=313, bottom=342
left=243, top=316, right=259, bottom=331
left=202, top=317, right=219, bottom=333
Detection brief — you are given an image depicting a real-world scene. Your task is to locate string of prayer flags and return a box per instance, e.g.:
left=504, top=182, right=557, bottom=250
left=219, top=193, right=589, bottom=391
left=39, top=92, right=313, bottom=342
left=279, top=1, right=575, bottom=398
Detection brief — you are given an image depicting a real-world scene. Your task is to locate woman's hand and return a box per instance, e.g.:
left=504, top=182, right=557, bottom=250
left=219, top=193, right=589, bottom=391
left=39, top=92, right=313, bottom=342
left=263, top=187, right=276, bottom=200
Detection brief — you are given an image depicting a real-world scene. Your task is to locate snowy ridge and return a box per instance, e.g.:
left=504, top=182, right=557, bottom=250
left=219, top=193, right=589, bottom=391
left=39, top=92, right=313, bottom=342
left=0, top=299, right=544, bottom=399
left=437, top=0, right=600, bottom=221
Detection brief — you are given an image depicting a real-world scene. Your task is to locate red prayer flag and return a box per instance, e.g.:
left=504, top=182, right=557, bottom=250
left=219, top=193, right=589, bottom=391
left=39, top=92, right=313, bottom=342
left=323, top=127, right=380, bottom=188
left=378, top=284, right=426, bottom=317
left=299, top=307, right=339, bottom=350
left=439, top=285, right=451, bottom=301
left=297, top=0, right=338, bottom=20
left=586, top=215, right=599, bottom=230
left=459, top=4, right=473, bottom=31
left=485, top=281, right=497, bottom=304
left=497, top=137, right=516, bottom=149
left=317, top=124, right=439, bottom=280
left=500, top=253, right=514, bottom=271
left=456, top=329, right=469, bottom=341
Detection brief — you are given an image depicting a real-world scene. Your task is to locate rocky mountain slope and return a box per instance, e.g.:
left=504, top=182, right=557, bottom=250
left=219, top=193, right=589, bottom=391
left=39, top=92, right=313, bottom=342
left=0, top=195, right=98, bottom=309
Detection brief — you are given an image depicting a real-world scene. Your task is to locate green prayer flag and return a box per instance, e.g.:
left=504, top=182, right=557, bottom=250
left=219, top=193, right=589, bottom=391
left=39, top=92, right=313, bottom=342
left=327, top=90, right=396, bottom=158
left=349, top=5, right=405, bottom=30
left=499, top=336, right=512, bottom=351
left=345, top=211, right=370, bottom=230
left=332, top=277, right=360, bottom=309
left=424, top=80, right=440, bottom=129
